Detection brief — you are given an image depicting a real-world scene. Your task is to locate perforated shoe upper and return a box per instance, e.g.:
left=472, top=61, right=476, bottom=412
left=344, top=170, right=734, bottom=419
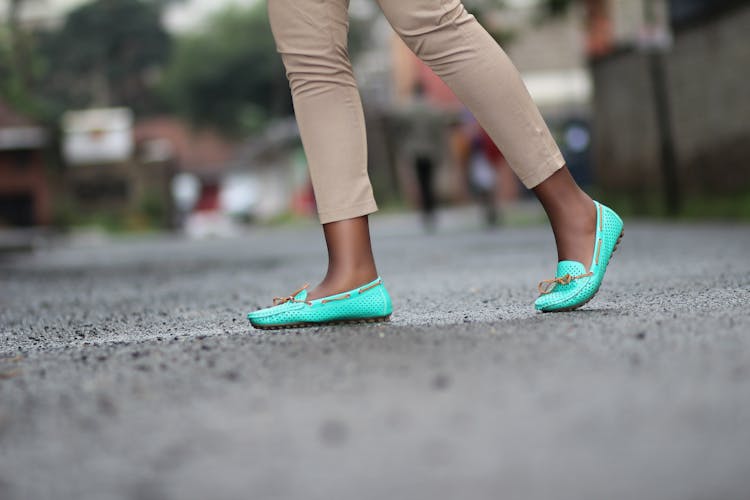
left=247, top=277, right=392, bottom=328
left=535, top=201, right=623, bottom=312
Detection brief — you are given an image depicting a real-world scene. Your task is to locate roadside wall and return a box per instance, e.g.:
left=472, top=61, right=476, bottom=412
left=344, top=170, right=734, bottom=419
left=591, top=4, right=750, bottom=195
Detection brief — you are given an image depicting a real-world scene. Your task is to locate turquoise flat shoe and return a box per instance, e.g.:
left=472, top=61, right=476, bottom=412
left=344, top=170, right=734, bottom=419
left=247, top=276, right=393, bottom=330
left=535, top=200, right=624, bottom=312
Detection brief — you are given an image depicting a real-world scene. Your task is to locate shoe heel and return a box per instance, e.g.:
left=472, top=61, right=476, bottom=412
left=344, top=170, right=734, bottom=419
left=613, top=230, right=624, bottom=254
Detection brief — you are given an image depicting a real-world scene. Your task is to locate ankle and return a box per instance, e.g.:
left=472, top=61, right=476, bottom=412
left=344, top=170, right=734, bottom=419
left=557, top=188, right=592, bottom=212
left=326, top=266, right=378, bottom=286
left=554, top=194, right=595, bottom=226
left=306, top=266, right=378, bottom=300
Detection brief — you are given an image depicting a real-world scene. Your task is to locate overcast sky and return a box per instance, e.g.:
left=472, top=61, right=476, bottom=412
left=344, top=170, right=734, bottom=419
left=163, top=0, right=261, bottom=32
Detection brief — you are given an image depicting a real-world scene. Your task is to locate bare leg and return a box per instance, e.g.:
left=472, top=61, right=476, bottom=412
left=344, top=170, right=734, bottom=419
left=267, top=0, right=381, bottom=300
left=533, top=166, right=597, bottom=265
left=307, top=166, right=596, bottom=301
left=306, top=216, right=379, bottom=300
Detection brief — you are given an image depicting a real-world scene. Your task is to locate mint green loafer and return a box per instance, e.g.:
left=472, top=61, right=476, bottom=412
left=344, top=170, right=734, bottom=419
left=247, top=277, right=393, bottom=330
left=535, top=201, right=624, bottom=313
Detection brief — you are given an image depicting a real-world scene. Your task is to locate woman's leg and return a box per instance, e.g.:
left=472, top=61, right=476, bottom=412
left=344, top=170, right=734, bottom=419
left=268, top=0, right=379, bottom=299
left=376, top=0, right=596, bottom=264
left=533, top=167, right=596, bottom=264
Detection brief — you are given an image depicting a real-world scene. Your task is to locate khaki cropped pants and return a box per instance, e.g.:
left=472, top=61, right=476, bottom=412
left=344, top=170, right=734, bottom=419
left=268, top=0, right=565, bottom=224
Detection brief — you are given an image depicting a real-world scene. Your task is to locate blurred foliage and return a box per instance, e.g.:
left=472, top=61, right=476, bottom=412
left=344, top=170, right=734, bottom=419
left=462, top=0, right=516, bottom=45
left=541, top=0, right=576, bottom=15
left=159, top=3, right=292, bottom=137
left=1, top=0, right=172, bottom=121
left=38, top=0, right=171, bottom=115
left=1, top=0, right=297, bottom=135
left=53, top=190, right=170, bottom=233
left=462, top=0, right=578, bottom=43
left=0, top=2, right=48, bottom=118
left=0, top=0, right=578, bottom=132
left=138, top=188, right=167, bottom=225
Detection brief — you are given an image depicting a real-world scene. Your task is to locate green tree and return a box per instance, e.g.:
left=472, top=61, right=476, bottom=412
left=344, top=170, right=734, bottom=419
left=159, top=3, right=291, bottom=136
left=37, top=0, right=171, bottom=115
left=0, top=0, right=48, bottom=117
left=541, top=0, right=576, bottom=15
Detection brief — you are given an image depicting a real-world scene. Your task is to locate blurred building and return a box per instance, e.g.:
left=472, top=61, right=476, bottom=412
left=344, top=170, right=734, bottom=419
left=0, top=100, right=51, bottom=227
left=61, top=108, right=176, bottom=228
left=229, top=118, right=314, bottom=224
left=138, top=115, right=313, bottom=232
left=134, top=116, right=237, bottom=217
left=587, top=0, right=750, bottom=197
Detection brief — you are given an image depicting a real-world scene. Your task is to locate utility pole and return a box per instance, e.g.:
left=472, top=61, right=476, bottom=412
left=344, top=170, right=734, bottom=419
left=642, top=0, right=681, bottom=215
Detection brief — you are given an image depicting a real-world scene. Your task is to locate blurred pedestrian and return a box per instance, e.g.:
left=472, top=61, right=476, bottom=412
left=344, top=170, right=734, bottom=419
left=460, top=115, right=506, bottom=228
left=248, top=0, right=624, bottom=328
left=394, top=82, right=449, bottom=232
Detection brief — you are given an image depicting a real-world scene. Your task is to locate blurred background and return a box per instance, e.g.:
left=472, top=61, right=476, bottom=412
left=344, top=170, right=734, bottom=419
left=0, top=0, right=748, bottom=243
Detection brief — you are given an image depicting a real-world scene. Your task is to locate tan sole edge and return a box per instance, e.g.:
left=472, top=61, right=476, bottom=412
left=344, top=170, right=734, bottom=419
left=250, top=314, right=391, bottom=331
left=544, top=229, right=624, bottom=313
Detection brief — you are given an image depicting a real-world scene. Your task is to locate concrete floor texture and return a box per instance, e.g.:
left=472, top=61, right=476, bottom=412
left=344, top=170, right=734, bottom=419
left=1, top=209, right=750, bottom=500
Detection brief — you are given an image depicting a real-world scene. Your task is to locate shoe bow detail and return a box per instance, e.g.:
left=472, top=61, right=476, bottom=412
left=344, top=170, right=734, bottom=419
left=537, top=271, right=593, bottom=295
left=273, top=284, right=312, bottom=305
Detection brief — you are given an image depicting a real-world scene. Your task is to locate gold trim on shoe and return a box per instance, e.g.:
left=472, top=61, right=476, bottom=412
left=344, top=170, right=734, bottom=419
left=537, top=272, right=594, bottom=295
left=273, top=284, right=312, bottom=306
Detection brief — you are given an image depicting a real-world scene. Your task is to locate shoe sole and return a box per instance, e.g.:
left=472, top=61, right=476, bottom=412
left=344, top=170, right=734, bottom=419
left=544, top=229, right=624, bottom=313
left=250, top=314, right=392, bottom=331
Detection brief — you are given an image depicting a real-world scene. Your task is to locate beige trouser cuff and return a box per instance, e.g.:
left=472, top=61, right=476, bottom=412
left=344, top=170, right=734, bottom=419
left=519, top=151, right=566, bottom=189
left=318, top=199, right=380, bottom=225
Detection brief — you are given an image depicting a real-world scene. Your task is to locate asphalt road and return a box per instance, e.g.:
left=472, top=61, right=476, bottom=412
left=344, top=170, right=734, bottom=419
left=2, top=208, right=750, bottom=500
